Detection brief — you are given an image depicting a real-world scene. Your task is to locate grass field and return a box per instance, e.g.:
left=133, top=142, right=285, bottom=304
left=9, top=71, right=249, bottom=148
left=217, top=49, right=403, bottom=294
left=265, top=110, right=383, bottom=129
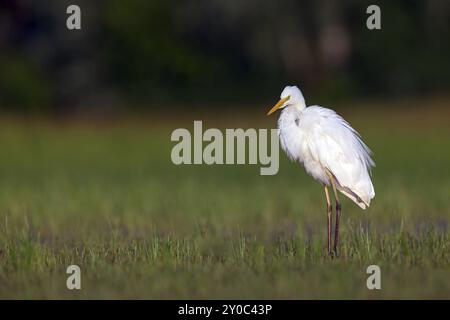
left=0, top=97, right=449, bottom=299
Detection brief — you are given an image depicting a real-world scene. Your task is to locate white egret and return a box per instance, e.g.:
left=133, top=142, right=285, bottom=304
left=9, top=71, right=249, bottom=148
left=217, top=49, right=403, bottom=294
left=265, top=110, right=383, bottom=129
left=267, top=85, right=375, bottom=255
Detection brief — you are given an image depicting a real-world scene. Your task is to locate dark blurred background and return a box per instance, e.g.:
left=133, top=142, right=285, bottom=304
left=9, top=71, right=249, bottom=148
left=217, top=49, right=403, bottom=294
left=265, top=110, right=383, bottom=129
left=0, top=0, right=449, bottom=113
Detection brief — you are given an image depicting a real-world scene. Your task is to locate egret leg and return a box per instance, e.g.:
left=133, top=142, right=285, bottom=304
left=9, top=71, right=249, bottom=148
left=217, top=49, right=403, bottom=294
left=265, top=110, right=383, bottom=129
left=329, top=177, right=341, bottom=255
left=324, top=185, right=332, bottom=255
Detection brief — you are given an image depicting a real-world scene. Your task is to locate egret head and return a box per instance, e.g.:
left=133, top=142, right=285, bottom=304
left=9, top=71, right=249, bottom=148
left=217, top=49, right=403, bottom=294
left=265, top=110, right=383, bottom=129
left=267, top=85, right=306, bottom=115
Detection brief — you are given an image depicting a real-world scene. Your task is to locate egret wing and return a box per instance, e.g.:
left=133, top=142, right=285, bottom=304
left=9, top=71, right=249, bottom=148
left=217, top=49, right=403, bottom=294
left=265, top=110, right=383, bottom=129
left=304, top=106, right=375, bottom=208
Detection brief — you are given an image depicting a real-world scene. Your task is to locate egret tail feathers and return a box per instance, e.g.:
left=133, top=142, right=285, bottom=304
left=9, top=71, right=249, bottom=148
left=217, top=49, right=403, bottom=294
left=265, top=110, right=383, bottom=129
left=337, top=187, right=370, bottom=210
left=325, top=168, right=373, bottom=210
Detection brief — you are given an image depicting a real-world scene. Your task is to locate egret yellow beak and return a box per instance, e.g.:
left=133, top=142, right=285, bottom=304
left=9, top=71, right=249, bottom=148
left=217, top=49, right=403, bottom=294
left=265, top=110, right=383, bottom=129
left=267, top=96, right=290, bottom=116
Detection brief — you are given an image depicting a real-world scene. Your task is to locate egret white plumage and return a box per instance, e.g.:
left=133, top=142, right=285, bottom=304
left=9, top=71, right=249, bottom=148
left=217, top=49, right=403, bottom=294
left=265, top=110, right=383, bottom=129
left=267, top=85, right=375, bottom=255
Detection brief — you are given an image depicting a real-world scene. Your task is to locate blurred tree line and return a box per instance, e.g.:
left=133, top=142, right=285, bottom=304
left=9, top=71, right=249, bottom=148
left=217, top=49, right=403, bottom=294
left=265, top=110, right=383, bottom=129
left=0, top=0, right=449, bottom=112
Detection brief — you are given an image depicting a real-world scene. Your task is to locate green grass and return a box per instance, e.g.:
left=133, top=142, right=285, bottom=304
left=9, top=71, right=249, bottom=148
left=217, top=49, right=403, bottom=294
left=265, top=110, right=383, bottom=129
left=0, top=100, right=449, bottom=299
